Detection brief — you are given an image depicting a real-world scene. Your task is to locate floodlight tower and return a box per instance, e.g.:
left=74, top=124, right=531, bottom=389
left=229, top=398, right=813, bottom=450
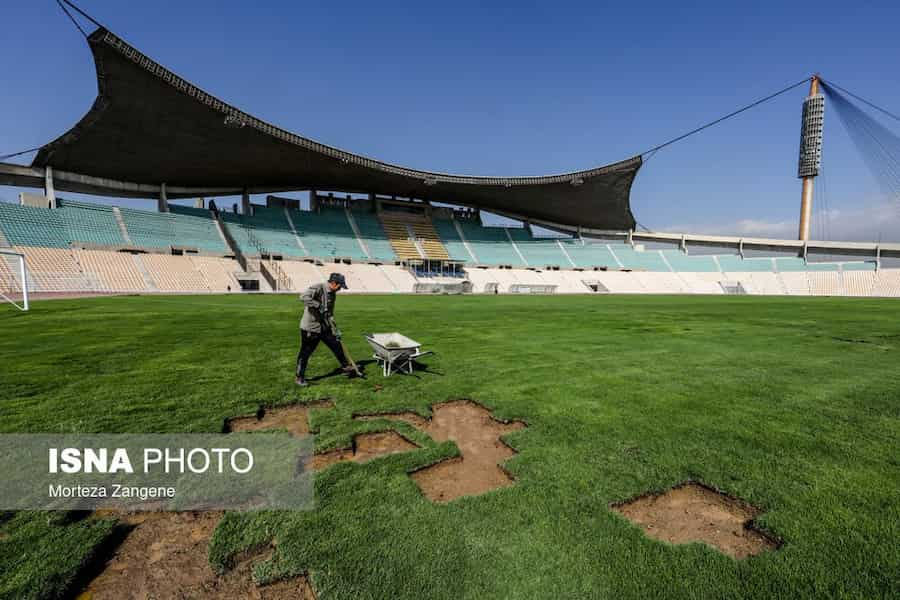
left=797, top=75, right=824, bottom=240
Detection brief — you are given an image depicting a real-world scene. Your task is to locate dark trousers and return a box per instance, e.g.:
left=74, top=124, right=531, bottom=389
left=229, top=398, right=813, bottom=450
left=296, top=329, right=348, bottom=378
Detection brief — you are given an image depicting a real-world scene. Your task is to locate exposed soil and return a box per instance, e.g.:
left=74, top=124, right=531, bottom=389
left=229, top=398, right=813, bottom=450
left=225, top=400, right=334, bottom=437
left=74, top=402, right=337, bottom=599
left=356, top=400, right=527, bottom=503
left=75, top=512, right=315, bottom=599
left=73, top=400, right=522, bottom=598
left=309, top=431, right=420, bottom=469
left=611, top=481, right=779, bottom=559
left=226, top=401, right=418, bottom=470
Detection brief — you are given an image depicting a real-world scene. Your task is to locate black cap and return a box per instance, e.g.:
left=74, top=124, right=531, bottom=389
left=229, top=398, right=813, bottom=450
left=328, top=272, right=348, bottom=289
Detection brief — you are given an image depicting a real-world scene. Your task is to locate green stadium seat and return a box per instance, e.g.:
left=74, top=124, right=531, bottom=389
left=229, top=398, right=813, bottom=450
left=433, top=217, right=475, bottom=262
left=121, top=205, right=227, bottom=253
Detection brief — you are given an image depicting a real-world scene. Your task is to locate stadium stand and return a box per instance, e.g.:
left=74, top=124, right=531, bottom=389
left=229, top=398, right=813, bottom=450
left=594, top=270, right=648, bottom=293
left=0, top=202, right=97, bottom=247
left=842, top=270, right=875, bottom=296
left=677, top=272, right=726, bottom=294
left=841, top=263, right=877, bottom=296
left=506, top=228, right=570, bottom=266
left=661, top=250, right=720, bottom=272
left=379, top=211, right=449, bottom=261
left=341, top=262, right=398, bottom=293
left=56, top=200, right=126, bottom=246
left=455, top=222, right=525, bottom=266
left=736, top=272, right=786, bottom=295
left=139, top=254, right=209, bottom=292
left=291, top=207, right=366, bottom=260
left=190, top=256, right=241, bottom=292
left=119, top=205, right=228, bottom=253
left=633, top=271, right=688, bottom=293
left=612, top=246, right=671, bottom=271
left=4, top=199, right=900, bottom=298
left=433, top=217, right=476, bottom=262
left=774, top=257, right=807, bottom=272
left=535, top=269, right=592, bottom=293
left=561, top=241, right=621, bottom=269
left=14, top=246, right=97, bottom=292
left=350, top=208, right=397, bottom=262
left=808, top=271, right=844, bottom=296
left=74, top=249, right=146, bottom=292
left=379, top=264, right=419, bottom=291
left=276, top=260, right=326, bottom=290
left=221, top=206, right=306, bottom=258
left=841, top=261, right=878, bottom=271
left=378, top=212, right=419, bottom=260
left=779, top=271, right=812, bottom=295
left=872, top=269, right=900, bottom=297
left=0, top=253, right=21, bottom=294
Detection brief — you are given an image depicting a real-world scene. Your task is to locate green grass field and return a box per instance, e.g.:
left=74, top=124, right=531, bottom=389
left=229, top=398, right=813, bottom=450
left=1, top=294, right=899, bottom=599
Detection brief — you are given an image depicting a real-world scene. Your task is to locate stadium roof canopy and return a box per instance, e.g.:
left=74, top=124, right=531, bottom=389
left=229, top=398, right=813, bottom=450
left=29, top=28, right=642, bottom=231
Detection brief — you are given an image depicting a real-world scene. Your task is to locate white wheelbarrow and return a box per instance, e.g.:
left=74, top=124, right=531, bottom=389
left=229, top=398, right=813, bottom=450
left=365, top=333, right=433, bottom=377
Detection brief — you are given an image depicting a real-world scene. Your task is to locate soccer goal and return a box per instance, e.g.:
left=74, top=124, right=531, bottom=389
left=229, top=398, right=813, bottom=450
left=0, top=249, right=29, bottom=311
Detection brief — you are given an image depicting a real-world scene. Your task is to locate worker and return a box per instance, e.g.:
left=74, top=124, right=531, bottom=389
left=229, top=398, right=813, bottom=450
left=295, top=273, right=354, bottom=386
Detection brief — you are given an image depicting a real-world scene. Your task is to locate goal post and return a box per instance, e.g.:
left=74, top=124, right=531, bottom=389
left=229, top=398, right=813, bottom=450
left=0, top=249, right=29, bottom=311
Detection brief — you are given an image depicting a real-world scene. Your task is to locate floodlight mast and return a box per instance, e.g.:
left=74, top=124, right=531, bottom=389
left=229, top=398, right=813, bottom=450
left=798, top=75, right=824, bottom=241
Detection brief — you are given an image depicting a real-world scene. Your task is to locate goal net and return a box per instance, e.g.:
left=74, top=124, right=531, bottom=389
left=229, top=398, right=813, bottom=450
left=0, top=249, right=29, bottom=311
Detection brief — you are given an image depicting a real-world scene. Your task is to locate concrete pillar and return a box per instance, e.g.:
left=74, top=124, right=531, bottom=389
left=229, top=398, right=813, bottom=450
left=309, top=189, right=318, bottom=212
left=44, top=167, right=57, bottom=208
left=158, top=183, right=169, bottom=212
left=241, top=189, right=251, bottom=215
left=194, top=198, right=205, bottom=209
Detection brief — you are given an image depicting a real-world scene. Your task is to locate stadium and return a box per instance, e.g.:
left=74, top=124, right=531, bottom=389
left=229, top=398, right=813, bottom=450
left=0, top=2, right=898, bottom=599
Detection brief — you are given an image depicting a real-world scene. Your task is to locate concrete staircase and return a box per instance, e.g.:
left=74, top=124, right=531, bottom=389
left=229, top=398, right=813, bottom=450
left=453, top=220, right=479, bottom=263
left=344, top=207, right=372, bottom=259
left=283, top=207, right=309, bottom=255
left=504, top=228, right=529, bottom=267
left=131, top=254, right=157, bottom=291
left=212, top=212, right=231, bottom=247
left=111, top=206, right=134, bottom=245
left=556, top=239, right=576, bottom=268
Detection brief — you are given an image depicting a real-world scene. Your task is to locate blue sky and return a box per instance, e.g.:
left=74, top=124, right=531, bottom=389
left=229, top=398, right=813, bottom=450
left=2, top=0, right=899, bottom=241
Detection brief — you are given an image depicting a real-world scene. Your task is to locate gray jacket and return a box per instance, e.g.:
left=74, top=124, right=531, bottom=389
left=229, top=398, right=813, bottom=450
left=300, top=282, right=336, bottom=334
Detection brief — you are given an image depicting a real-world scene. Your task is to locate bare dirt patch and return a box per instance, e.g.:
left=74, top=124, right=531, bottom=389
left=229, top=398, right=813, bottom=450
left=309, top=431, right=420, bottom=470
left=226, top=401, right=417, bottom=470
left=225, top=400, right=334, bottom=437
left=356, top=400, right=527, bottom=503
left=75, top=512, right=315, bottom=599
left=611, top=481, right=779, bottom=559
left=74, top=402, right=337, bottom=599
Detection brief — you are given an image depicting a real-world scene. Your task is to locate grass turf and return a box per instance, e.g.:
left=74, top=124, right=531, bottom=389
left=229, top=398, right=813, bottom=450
left=1, top=294, right=899, bottom=599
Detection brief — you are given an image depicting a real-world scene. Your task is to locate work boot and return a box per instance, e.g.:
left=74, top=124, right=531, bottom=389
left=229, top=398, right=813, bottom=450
left=342, top=365, right=358, bottom=377
left=295, top=376, right=309, bottom=387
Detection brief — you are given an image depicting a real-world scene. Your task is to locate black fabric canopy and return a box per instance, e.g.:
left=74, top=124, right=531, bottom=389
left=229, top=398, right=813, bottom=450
left=33, top=28, right=642, bottom=230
